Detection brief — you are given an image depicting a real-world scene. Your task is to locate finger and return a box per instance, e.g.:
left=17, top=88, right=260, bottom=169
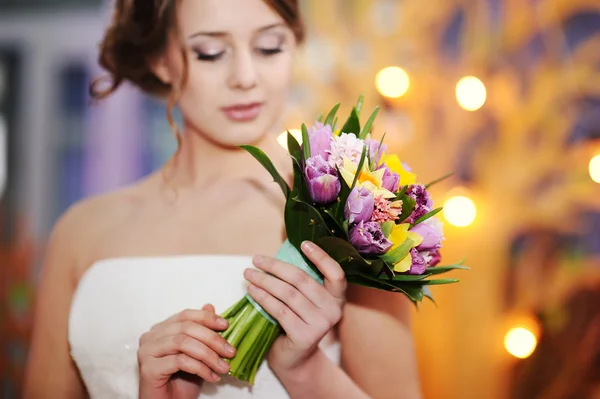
left=154, top=320, right=236, bottom=359
left=252, top=255, right=331, bottom=309
left=146, top=333, right=231, bottom=375
left=202, top=304, right=215, bottom=313
left=158, top=309, right=228, bottom=332
left=142, top=354, right=222, bottom=383
left=301, top=241, right=346, bottom=302
left=244, top=268, right=317, bottom=324
left=247, top=283, right=304, bottom=333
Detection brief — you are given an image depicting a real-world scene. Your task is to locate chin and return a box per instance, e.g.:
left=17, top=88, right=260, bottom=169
left=219, top=121, right=272, bottom=147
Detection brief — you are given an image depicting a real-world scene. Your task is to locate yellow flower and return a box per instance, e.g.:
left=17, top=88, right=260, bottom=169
left=388, top=223, right=423, bottom=272
left=380, top=154, right=416, bottom=186
left=339, top=158, right=395, bottom=199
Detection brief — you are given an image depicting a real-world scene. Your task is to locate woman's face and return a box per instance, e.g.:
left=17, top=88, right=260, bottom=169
left=156, top=0, right=298, bottom=147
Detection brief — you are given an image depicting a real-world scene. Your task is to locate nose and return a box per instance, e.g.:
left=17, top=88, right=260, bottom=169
left=227, top=49, right=258, bottom=91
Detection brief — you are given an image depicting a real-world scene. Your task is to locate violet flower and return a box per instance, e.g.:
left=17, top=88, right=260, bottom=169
left=304, top=155, right=341, bottom=205
left=344, top=186, right=374, bottom=225
left=349, top=221, right=393, bottom=255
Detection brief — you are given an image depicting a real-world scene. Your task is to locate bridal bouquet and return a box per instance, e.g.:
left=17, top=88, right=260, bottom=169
left=220, top=96, right=468, bottom=384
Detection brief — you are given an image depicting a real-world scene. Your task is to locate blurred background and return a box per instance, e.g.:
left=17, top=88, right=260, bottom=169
left=1, top=0, right=599, bottom=398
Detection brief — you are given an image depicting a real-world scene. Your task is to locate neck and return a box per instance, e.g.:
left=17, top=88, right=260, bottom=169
left=162, top=121, right=279, bottom=189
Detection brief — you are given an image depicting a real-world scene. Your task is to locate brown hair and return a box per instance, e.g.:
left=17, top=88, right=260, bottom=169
left=90, top=0, right=304, bottom=100
left=90, top=0, right=304, bottom=188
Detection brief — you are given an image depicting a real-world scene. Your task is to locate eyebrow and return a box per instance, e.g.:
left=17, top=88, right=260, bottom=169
left=188, top=23, right=285, bottom=39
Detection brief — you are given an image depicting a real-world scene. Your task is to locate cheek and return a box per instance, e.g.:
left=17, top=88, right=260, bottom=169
left=178, top=64, right=219, bottom=116
left=260, top=55, right=294, bottom=114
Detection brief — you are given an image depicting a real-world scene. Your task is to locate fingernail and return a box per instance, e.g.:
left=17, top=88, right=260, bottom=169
left=219, top=358, right=230, bottom=371
left=217, top=317, right=228, bottom=328
left=253, top=255, right=264, bottom=265
left=212, top=372, right=221, bottom=381
left=244, top=268, right=256, bottom=278
left=301, top=241, right=315, bottom=252
left=224, top=343, right=236, bottom=355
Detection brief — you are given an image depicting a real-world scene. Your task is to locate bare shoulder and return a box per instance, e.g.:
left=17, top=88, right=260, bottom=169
left=48, top=178, right=151, bottom=282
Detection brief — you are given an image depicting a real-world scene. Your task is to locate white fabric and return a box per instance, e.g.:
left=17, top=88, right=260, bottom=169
left=68, top=255, right=340, bottom=398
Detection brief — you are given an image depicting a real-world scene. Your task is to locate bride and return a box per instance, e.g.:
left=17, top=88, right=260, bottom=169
left=23, top=0, right=422, bottom=397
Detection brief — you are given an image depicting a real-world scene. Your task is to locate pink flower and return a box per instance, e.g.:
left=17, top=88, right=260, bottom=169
left=371, top=196, right=402, bottom=223
left=328, top=133, right=365, bottom=169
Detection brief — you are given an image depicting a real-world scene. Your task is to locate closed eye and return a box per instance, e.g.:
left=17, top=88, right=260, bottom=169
left=258, top=48, right=283, bottom=56
left=194, top=51, right=224, bottom=61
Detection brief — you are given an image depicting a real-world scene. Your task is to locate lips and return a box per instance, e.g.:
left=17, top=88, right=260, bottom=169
left=221, top=102, right=263, bottom=122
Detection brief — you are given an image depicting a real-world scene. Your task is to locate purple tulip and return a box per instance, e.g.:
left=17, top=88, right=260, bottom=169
left=410, top=217, right=444, bottom=250
left=408, top=248, right=427, bottom=275
left=365, top=138, right=387, bottom=165
left=304, top=155, right=341, bottom=205
left=378, top=164, right=400, bottom=193
left=406, top=184, right=433, bottom=224
left=344, top=186, right=374, bottom=225
left=349, top=221, right=393, bottom=255
left=306, top=122, right=334, bottom=161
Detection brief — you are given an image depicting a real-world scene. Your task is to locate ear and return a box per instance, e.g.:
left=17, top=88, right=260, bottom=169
left=148, top=54, right=172, bottom=84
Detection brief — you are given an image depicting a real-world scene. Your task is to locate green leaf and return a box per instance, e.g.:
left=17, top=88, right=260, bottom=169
left=315, top=236, right=384, bottom=276
left=334, top=168, right=353, bottom=222
left=316, top=113, right=323, bottom=123
left=381, top=237, right=415, bottom=265
left=422, top=278, right=460, bottom=285
left=413, top=207, right=443, bottom=226
left=324, top=103, right=341, bottom=126
left=341, top=107, right=360, bottom=135
left=322, top=209, right=347, bottom=239
left=425, top=172, right=454, bottom=189
left=358, top=106, right=380, bottom=140
left=426, top=264, right=470, bottom=275
left=240, top=145, right=290, bottom=198
left=370, top=132, right=387, bottom=169
left=301, top=123, right=311, bottom=160
left=381, top=221, right=394, bottom=238
left=284, top=193, right=330, bottom=248
left=333, top=117, right=339, bottom=131
left=287, top=132, right=308, bottom=200
left=397, top=195, right=416, bottom=223
left=351, top=273, right=425, bottom=303
left=287, top=131, right=302, bottom=163
left=396, top=185, right=408, bottom=198
left=350, top=146, right=368, bottom=190
left=392, top=273, right=432, bottom=281
left=355, top=94, right=364, bottom=115
left=422, top=286, right=436, bottom=305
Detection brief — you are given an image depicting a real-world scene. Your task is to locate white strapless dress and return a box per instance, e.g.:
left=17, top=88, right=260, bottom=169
left=68, top=255, right=340, bottom=398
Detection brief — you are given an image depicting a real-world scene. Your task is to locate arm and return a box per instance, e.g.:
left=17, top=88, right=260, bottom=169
left=23, top=206, right=87, bottom=398
left=339, top=285, right=422, bottom=399
left=272, top=286, right=421, bottom=399
left=244, top=242, right=421, bottom=398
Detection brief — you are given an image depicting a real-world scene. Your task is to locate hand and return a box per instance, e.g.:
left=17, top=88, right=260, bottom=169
left=243, top=240, right=346, bottom=374
left=137, top=304, right=236, bottom=399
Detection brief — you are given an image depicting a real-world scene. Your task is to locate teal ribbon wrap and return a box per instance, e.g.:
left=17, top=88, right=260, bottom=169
left=246, top=239, right=324, bottom=324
